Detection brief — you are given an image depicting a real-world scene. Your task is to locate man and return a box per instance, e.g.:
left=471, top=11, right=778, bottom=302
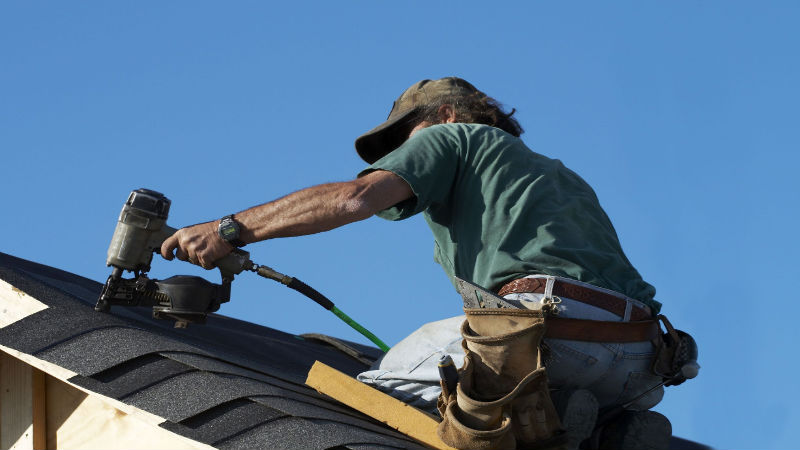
left=161, top=77, right=673, bottom=449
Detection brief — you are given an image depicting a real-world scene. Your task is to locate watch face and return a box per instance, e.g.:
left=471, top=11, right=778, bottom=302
left=219, top=218, right=240, bottom=241
left=220, top=226, right=237, bottom=239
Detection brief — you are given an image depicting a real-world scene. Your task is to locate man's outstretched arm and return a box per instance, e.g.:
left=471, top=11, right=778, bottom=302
left=160, top=170, right=413, bottom=269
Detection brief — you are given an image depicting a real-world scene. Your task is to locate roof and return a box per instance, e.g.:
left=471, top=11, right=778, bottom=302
left=0, top=251, right=711, bottom=450
left=0, top=251, right=427, bottom=450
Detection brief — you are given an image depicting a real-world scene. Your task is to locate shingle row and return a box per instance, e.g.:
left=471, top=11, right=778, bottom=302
left=0, top=252, right=425, bottom=450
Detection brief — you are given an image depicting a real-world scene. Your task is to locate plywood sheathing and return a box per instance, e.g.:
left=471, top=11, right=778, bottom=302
left=0, top=279, right=47, bottom=329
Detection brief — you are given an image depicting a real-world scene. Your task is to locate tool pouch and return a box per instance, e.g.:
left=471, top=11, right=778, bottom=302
left=437, top=309, right=566, bottom=450
left=438, top=353, right=516, bottom=450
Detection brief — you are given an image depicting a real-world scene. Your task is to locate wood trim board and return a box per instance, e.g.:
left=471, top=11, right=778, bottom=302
left=305, top=360, right=457, bottom=450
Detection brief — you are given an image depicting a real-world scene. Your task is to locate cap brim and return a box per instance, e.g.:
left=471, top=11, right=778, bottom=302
left=355, top=108, right=419, bottom=164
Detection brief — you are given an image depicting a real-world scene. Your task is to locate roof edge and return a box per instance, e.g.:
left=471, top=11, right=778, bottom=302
left=0, top=345, right=215, bottom=450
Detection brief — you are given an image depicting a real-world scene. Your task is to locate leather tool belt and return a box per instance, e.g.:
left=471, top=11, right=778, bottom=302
left=497, top=276, right=658, bottom=343
left=545, top=317, right=659, bottom=342
left=498, top=277, right=652, bottom=321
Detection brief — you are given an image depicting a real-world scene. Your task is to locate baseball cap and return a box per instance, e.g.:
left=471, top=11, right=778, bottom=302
left=355, top=77, right=482, bottom=164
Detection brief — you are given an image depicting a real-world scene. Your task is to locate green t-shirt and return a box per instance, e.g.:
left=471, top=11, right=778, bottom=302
left=360, top=123, right=659, bottom=312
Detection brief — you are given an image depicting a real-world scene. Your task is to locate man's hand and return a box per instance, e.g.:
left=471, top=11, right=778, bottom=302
left=160, top=221, right=234, bottom=270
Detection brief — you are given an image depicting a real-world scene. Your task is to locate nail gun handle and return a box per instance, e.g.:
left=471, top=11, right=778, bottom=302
left=215, top=249, right=252, bottom=278
left=149, top=225, right=179, bottom=252
left=156, top=225, right=252, bottom=279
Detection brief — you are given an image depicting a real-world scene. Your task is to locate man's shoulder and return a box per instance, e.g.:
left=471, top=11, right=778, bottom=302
left=425, top=122, right=510, bottom=137
left=441, top=124, right=550, bottom=161
left=414, top=123, right=559, bottom=170
left=419, top=123, right=526, bottom=154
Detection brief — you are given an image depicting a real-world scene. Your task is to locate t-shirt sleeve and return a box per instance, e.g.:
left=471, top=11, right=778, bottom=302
left=358, top=125, right=461, bottom=221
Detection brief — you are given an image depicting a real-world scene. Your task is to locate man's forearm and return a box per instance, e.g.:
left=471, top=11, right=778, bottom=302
left=235, top=170, right=411, bottom=244
left=236, top=182, right=368, bottom=243
left=160, top=170, right=412, bottom=268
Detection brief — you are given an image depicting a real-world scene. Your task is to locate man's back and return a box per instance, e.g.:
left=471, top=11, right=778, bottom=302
left=363, top=123, right=658, bottom=310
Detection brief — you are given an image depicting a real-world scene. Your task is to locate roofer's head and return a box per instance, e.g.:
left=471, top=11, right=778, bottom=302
left=355, top=77, right=523, bottom=164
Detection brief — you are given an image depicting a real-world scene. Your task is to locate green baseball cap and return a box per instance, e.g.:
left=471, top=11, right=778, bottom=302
left=355, top=77, right=482, bottom=164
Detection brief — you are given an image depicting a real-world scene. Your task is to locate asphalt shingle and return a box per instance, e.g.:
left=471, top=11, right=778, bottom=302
left=0, top=252, right=422, bottom=450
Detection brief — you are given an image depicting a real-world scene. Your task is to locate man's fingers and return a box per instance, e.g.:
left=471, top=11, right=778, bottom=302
left=194, top=248, right=208, bottom=269
left=195, top=244, right=217, bottom=270
left=175, top=247, right=189, bottom=262
left=161, top=234, right=179, bottom=260
left=198, top=256, right=216, bottom=270
left=158, top=222, right=224, bottom=270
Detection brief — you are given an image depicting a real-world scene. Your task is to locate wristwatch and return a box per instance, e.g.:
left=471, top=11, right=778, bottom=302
left=218, top=215, right=246, bottom=247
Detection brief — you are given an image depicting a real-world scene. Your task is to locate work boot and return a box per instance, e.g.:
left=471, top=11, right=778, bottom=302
left=599, top=410, right=672, bottom=450
left=552, top=389, right=598, bottom=450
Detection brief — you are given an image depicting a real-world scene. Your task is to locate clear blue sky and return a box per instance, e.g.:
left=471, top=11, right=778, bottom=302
left=2, top=2, right=798, bottom=448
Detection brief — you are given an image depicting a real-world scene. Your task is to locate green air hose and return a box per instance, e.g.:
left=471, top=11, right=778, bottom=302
left=330, top=306, right=390, bottom=352
left=249, top=264, right=391, bottom=352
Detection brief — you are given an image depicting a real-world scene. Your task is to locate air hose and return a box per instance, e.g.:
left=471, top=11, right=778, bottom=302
left=247, top=263, right=391, bottom=352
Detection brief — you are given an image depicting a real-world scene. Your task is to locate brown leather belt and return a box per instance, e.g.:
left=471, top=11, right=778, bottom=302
left=544, top=317, right=659, bottom=342
left=497, top=277, right=652, bottom=321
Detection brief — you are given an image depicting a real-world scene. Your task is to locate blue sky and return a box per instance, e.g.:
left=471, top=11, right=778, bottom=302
left=2, top=2, right=798, bottom=448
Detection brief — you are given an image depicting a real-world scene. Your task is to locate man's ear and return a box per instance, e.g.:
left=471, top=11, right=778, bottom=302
left=437, top=105, right=457, bottom=123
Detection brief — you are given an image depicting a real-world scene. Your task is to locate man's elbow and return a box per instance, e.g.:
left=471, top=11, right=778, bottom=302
left=339, top=171, right=412, bottom=220
left=340, top=182, right=382, bottom=221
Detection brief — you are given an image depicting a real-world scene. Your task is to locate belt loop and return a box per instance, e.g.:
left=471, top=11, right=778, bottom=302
left=623, top=300, right=632, bottom=322
left=543, top=276, right=555, bottom=300
left=542, top=276, right=561, bottom=315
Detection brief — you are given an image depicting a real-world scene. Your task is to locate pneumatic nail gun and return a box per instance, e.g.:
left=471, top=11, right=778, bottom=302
left=95, top=188, right=391, bottom=350
left=95, top=188, right=253, bottom=327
